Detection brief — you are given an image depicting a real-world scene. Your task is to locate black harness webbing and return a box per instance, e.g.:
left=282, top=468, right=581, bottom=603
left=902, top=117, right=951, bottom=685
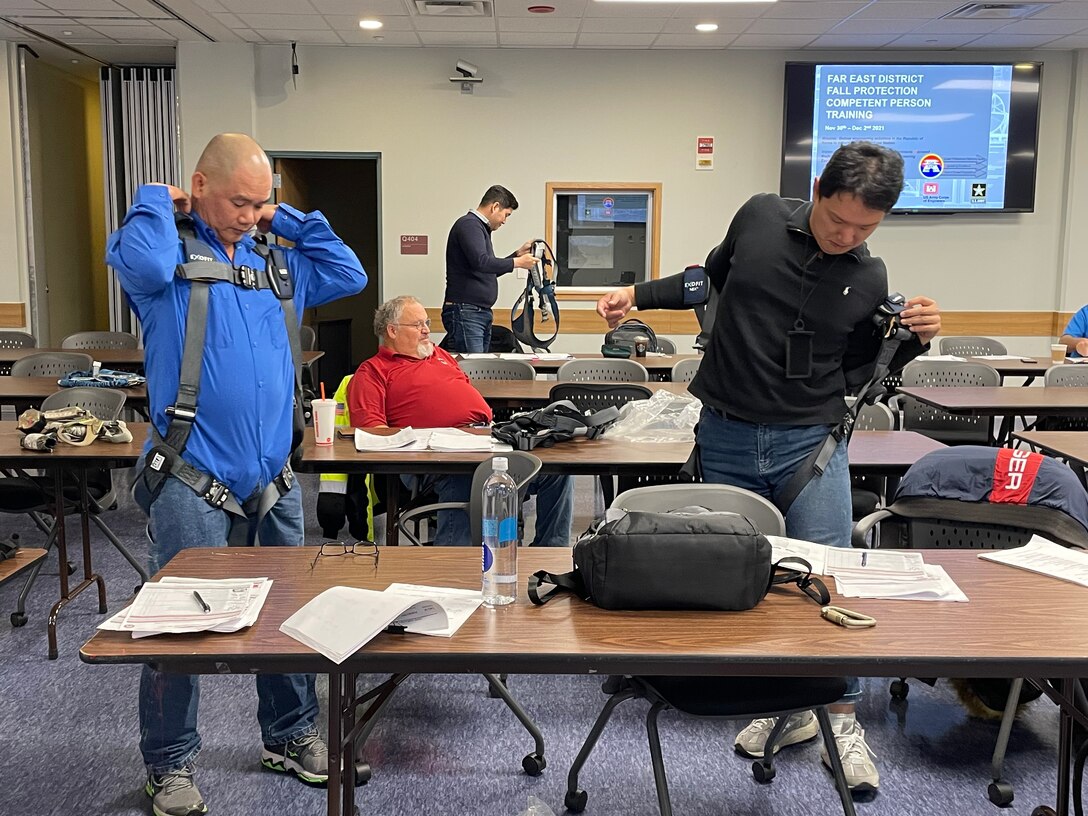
left=140, top=215, right=304, bottom=543
left=511, top=240, right=560, bottom=352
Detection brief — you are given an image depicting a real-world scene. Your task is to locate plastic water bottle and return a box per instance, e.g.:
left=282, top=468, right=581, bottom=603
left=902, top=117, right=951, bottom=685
left=481, top=457, right=518, bottom=606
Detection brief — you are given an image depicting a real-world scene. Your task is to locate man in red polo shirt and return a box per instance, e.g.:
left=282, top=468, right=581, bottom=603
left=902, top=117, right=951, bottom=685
left=347, top=295, right=573, bottom=547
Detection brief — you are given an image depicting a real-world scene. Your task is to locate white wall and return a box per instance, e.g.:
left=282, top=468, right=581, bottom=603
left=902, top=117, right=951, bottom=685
left=173, top=44, right=1082, bottom=334
left=0, top=42, right=29, bottom=329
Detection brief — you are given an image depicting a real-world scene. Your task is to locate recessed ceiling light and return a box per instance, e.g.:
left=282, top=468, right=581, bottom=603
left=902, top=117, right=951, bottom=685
left=528, top=5, right=556, bottom=11
left=62, top=30, right=73, bottom=35
left=359, top=19, right=383, bottom=30
left=695, top=22, right=718, bottom=31
left=373, top=34, right=385, bottom=40
left=70, top=59, right=79, bottom=63
left=595, top=0, right=771, bottom=4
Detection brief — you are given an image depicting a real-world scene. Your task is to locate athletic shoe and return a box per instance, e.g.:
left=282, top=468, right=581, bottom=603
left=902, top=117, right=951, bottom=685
left=144, top=766, right=207, bottom=816
left=821, top=717, right=880, bottom=792
left=734, top=709, right=819, bottom=758
left=261, top=732, right=329, bottom=785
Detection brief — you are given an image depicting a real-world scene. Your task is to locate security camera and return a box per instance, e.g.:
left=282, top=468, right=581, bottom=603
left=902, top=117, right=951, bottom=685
left=450, top=59, right=483, bottom=93
left=455, top=59, right=478, bottom=78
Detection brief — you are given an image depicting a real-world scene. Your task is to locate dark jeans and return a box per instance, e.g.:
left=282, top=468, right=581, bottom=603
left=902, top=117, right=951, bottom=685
left=441, top=303, right=493, bottom=353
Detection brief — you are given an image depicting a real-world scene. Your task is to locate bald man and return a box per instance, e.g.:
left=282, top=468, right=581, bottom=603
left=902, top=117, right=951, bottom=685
left=108, top=133, right=367, bottom=816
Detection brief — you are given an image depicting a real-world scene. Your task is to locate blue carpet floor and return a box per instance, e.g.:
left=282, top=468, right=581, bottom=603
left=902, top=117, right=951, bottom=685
left=0, top=471, right=1074, bottom=815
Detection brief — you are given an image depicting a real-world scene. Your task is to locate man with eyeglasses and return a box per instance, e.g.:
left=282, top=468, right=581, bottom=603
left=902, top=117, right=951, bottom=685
left=347, top=295, right=573, bottom=547
left=442, top=185, right=538, bottom=353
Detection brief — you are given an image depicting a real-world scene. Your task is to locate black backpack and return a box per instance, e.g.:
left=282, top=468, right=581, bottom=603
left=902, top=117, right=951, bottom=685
left=604, top=318, right=660, bottom=355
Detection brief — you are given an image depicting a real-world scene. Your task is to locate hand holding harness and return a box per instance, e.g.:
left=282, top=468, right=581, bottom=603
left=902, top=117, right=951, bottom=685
left=511, top=239, right=560, bottom=352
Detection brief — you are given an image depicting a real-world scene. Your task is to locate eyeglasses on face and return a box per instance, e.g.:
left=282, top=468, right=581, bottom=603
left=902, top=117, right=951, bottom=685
left=393, top=319, right=431, bottom=331
left=310, top=540, right=380, bottom=570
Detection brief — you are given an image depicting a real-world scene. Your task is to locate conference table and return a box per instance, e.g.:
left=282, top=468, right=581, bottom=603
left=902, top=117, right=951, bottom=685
left=0, top=347, right=324, bottom=374
left=0, top=377, right=148, bottom=409
left=1013, top=430, right=1088, bottom=487
left=298, top=429, right=946, bottom=547
left=81, top=545, right=1088, bottom=816
left=0, top=424, right=147, bottom=658
left=457, top=352, right=700, bottom=378
left=474, top=379, right=691, bottom=409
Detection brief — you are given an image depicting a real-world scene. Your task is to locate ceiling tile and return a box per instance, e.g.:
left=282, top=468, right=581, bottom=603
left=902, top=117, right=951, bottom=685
left=499, top=30, right=576, bottom=44
left=498, top=16, right=580, bottom=31
left=339, top=28, right=422, bottom=42
left=239, top=12, right=331, bottom=28
left=909, top=18, right=1007, bottom=34
left=1038, top=33, right=1088, bottom=47
left=850, top=1, right=965, bottom=20
left=994, top=19, right=1088, bottom=35
left=575, top=30, right=656, bottom=45
left=326, top=14, right=415, bottom=30
left=0, top=1, right=52, bottom=11
left=806, top=32, right=899, bottom=47
left=963, top=32, right=1066, bottom=47
left=888, top=32, right=981, bottom=47
left=254, top=27, right=342, bottom=41
left=580, top=16, right=663, bottom=32
left=191, top=0, right=228, bottom=10
left=43, top=0, right=129, bottom=10
left=1033, top=0, right=1088, bottom=18
left=113, top=0, right=171, bottom=16
left=411, top=17, right=497, bottom=31
left=211, top=11, right=244, bottom=26
left=216, top=0, right=319, bottom=13
left=156, top=18, right=209, bottom=38
left=829, top=17, right=918, bottom=34
left=583, top=2, right=678, bottom=18
left=651, top=31, right=736, bottom=47
left=91, top=22, right=175, bottom=38
left=416, top=29, right=498, bottom=43
left=309, top=0, right=411, bottom=12
left=667, top=4, right=766, bottom=19
left=745, top=17, right=833, bottom=34
left=661, top=16, right=750, bottom=33
left=493, top=0, right=587, bottom=18
left=25, top=21, right=101, bottom=36
left=729, top=32, right=818, bottom=47
left=762, top=1, right=868, bottom=19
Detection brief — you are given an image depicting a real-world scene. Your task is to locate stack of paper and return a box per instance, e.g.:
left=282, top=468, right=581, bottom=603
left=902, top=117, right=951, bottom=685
left=280, top=583, right=483, bottom=664
left=979, top=535, right=1088, bottom=587
left=98, top=576, right=272, bottom=638
left=353, top=427, right=419, bottom=451
left=355, top=427, right=509, bottom=453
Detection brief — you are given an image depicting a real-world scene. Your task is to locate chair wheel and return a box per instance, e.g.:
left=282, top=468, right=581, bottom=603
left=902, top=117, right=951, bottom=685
left=752, top=761, right=775, bottom=783
left=522, top=752, right=546, bottom=776
left=988, top=780, right=1014, bottom=806
left=10, top=612, right=27, bottom=627
left=564, top=789, right=588, bottom=813
left=354, top=762, right=371, bottom=786
left=1031, top=808, right=1057, bottom=816
left=890, top=679, right=909, bottom=699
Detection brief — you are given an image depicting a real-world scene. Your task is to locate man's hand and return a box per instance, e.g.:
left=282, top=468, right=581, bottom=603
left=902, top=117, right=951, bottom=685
left=515, top=240, right=534, bottom=256
left=256, top=204, right=279, bottom=234
left=152, top=183, right=191, bottom=213
left=1076, top=338, right=1088, bottom=357
left=514, top=254, right=537, bottom=270
left=596, top=286, right=636, bottom=329
left=900, top=295, right=941, bottom=345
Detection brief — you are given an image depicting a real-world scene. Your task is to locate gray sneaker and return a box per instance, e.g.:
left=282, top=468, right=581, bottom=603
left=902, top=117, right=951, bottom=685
left=261, top=732, right=329, bottom=785
left=144, top=767, right=207, bottom=816
left=820, top=718, right=880, bottom=792
left=734, top=710, right=819, bottom=758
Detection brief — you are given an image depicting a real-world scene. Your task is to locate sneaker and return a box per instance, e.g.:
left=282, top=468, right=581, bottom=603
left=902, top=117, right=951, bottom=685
left=734, top=710, right=819, bottom=758
left=821, top=718, right=880, bottom=792
left=144, top=767, right=207, bottom=816
left=261, top=732, right=329, bottom=786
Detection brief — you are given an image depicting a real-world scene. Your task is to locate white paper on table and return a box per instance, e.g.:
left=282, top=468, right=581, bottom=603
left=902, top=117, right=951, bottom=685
left=834, top=564, right=967, bottom=601
left=979, top=536, right=1088, bottom=589
left=824, top=548, right=925, bottom=577
left=969, top=355, right=1023, bottom=360
left=384, top=583, right=483, bottom=636
left=279, top=586, right=450, bottom=664
left=531, top=353, right=573, bottom=361
left=426, top=429, right=493, bottom=451
left=354, top=427, right=420, bottom=452
left=924, top=354, right=966, bottom=361
left=766, top=535, right=828, bottom=575
left=460, top=353, right=496, bottom=359
left=496, top=353, right=539, bottom=360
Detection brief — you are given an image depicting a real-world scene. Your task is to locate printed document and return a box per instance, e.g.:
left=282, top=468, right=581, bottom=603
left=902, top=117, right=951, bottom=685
left=98, top=577, right=272, bottom=638
left=979, top=536, right=1088, bottom=588
left=355, top=427, right=509, bottom=453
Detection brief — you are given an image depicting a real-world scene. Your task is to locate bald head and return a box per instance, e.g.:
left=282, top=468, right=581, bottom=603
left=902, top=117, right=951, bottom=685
left=194, top=133, right=270, bottom=184
left=190, top=133, right=274, bottom=249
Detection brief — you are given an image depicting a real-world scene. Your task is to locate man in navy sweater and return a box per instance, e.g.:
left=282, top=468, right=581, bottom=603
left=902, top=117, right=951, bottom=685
left=442, top=185, right=537, bottom=352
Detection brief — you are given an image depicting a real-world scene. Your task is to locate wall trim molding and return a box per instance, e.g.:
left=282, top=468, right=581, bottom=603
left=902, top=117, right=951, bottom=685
left=0, top=303, right=27, bottom=328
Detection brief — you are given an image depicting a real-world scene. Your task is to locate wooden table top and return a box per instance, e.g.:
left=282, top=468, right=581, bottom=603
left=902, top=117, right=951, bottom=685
left=0, top=548, right=48, bottom=589
left=80, top=546, right=1088, bottom=679
left=0, top=377, right=148, bottom=405
left=897, top=386, right=1088, bottom=415
left=0, top=422, right=148, bottom=466
left=298, top=429, right=942, bottom=477
left=0, top=348, right=324, bottom=369
left=1014, top=431, right=1088, bottom=466
left=457, top=353, right=700, bottom=374
left=963, top=357, right=1051, bottom=377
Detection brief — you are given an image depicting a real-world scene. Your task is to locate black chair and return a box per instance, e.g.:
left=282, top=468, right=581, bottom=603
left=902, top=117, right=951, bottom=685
left=0, top=330, right=35, bottom=349
left=899, top=359, right=1000, bottom=445
left=9, top=352, right=95, bottom=417
left=60, top=331, right=139, bottom=351
left=565, top=484, right=856, bottom=816
left=1038, top=364, right=1088, bottom=432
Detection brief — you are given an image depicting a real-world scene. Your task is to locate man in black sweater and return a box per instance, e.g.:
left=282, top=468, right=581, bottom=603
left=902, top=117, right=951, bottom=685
left=596, top=142, right=941, bottom=794
left=442, top=185, right=537, bottom=353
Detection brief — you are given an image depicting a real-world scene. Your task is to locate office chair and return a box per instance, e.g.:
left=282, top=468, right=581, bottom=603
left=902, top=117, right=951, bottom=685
left=353, top=453, right=549, bottom=781
left=852, top=445, right=1088, bottom=807
left=899, top=359, right=1000, bottom=445
left=11, top=351, right=93, bottom=379
left=0, top=330, right=35, bottom=349
left=2, top=387, right=149, bottom=631
left=1038, top=364, right=1088, bottom=432
left=457, top=358, right=536, bottom=381
left=60, top=331, right=139, bottom=351
left=938, top=336, right=1008, bottom=357
left=556, top=358, right=649, bottom=383
left=565, top=483, right=856, bottom=816
left=849, top=402, right=898, bottom=547
left=655, top=337, right=677, bottom=354
left=670, top=357, right=700, bottom=384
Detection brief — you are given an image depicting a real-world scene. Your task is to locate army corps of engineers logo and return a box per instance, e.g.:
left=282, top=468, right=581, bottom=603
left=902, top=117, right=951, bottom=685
left=919, top=153, right=944, bottom=179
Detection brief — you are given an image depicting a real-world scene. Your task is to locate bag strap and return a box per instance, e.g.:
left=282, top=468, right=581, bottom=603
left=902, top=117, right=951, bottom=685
left=770, top=556, right=830, bottom=606
left=528, top=569, right=588, bottom=605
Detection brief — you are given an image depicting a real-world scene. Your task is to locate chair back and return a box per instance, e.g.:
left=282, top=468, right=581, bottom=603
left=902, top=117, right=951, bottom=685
left=40, top=387, right=127, bottom=420
left=556, top=358, right=649, bottom=383
left=467, top=452, right=542, bottom=546
left=670, top=358, right=701, bottom=384
left=299, top=324, right=317, bottom=351
left=60, top=331, right=138, bottom=351
left=10, top=352, right=94, bottom=378
left=656, top=337, right=677, bottom=354
left=854, top=402, right=896, bottom=431
left=611, top=483, right=785, bottom=536
left=899, top=359, right=1000, bottom=444
left=0, top=331, right=35, bottom=349
left=458, top=358, right=536, bottom=381
left=549, top=382, right=652, bottom=415
left=938, top=336, right=1008, bottom=357
left=1039, top=364, right=1088, bottom=431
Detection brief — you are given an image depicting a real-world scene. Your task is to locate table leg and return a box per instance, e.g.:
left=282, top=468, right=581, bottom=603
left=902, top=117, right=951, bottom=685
left=327, top=673, right=341, bottom=816
left=385, top=478, right=399, bottom=547
left=342, top=671, right=357, bottom=816
left=1056, top=677, right=1073, bottom=816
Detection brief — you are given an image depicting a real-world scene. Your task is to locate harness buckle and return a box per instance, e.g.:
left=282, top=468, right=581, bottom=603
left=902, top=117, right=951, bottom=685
left=202, top=480, right=231, bottom=508
left=165, top=404, right=197, bottom=421
left=236, top=266, right=259, bottom=288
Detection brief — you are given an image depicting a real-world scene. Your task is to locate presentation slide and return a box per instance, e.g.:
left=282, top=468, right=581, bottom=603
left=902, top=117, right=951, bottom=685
left=811, top=64, right=1013, bottom=211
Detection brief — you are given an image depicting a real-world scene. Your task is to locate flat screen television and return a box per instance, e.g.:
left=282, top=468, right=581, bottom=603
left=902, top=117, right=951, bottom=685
left=780, top=62, right=1042, bottom=214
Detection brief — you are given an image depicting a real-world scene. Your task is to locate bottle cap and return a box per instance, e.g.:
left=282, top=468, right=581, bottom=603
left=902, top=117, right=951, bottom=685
left=492, top=456, right=508, bottom=472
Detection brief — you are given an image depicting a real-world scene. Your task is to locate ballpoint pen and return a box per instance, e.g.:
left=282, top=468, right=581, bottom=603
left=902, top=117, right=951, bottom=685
left=193, top=590, right=211, bottom=614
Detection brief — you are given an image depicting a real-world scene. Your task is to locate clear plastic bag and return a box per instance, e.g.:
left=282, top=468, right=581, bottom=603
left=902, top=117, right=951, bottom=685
left=515, top=795, right=556, bottom=816
left=606, top=389, right=702, bottom=443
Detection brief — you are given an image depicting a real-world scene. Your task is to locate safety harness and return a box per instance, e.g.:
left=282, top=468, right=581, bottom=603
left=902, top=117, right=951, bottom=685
left=491, top=400, right=621, bottom=451
left=511, top=240, right=560, bottom=352
left=139, top=214, right=305, bottom=540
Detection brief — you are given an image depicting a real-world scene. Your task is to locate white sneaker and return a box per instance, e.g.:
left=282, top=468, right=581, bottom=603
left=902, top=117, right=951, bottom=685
left=821, top=717, right=880, bottom=792
left=734, top=710, right=819, bottom=758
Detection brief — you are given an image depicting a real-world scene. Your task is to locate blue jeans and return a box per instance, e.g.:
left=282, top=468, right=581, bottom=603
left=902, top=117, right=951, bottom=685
left=441, top=303, right=493, bottom=353
left=697, top=406, right=860, bottom=701
left=402, top=473, right=574, bottom=547
left=134, top=469, right=319, bottom=773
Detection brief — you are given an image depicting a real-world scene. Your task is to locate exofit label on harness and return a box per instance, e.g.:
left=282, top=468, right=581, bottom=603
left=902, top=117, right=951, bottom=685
left=991, top=448, right=1044, bottom=504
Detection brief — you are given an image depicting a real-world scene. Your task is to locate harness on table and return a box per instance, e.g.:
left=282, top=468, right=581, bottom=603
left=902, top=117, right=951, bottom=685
left=491, top=400, right=620, bottom=451
left=138, top=214, right=305, bottom=539
left=511, top=239, right=560, bottom=352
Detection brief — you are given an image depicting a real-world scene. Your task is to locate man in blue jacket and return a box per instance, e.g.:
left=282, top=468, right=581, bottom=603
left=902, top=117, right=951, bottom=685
left=107, top=132, right=366, bottom=816
left=442, top=185, right=537, bottom=352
